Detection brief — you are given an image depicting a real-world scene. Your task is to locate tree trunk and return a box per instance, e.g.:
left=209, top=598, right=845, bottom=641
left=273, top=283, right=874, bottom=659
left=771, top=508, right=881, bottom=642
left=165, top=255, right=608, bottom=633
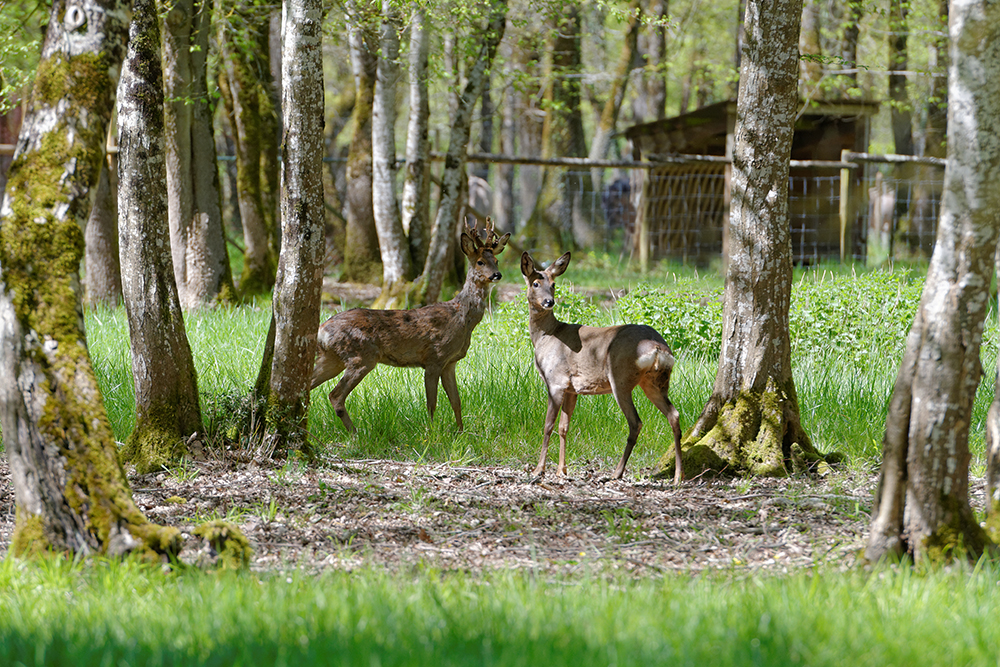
left=416, top=0, right=506, bottom=305
left=342, top=1, right=382, bottom=284
left=656, top=0, right=828, bottom=481
left=521, top=5, right=590, bottom=252
left=869, top=0, right=1000, bottom=564
left=258, top=0, right=326, bottom=456
left=401, top=6, right=431, bottom=269
left=909, top=0, right=947, bottom=256
left=799, top=0, right=823, bottom=99
left=371, top=0, right=412, bottom=308
left=494, top=37, right=515, bottom=234
left=85, top=151, right=123, bottom=306
left=118, top=0, right=203, bottom=475
left=589, top=2, right=640, bottom=190
left=887, top=0, right=915, bottom=256
left=0, top=0, right=180, bottom=558
left=635, top=0, right=666, bottom=122
left=161, top=0, right=235, bottom=308
left=218, top=0, right=278, bottom=295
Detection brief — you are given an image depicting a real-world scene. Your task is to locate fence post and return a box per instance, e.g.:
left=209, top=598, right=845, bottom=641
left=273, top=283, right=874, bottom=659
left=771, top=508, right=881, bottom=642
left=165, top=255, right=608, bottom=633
left=839, top=149, right=852, bottom=262
left=637, top=169, right=650, bottom=272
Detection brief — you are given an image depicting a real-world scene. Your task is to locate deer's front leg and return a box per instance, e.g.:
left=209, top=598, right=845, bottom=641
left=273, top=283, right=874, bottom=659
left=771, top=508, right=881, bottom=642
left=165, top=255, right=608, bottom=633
left=556, top=392, right=578, bottom=478
left=440, top=362, right=463, bottom=431
left=534, top=392, right=563, bottom=477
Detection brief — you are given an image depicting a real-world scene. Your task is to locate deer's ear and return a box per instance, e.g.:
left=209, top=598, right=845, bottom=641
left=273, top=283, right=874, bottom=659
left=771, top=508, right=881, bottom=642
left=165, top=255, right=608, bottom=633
left=520, top=251, right=535, bottom=278
left=460, top=232, right=477, bottom=257
left=549, top=252, right=571, bottom=277
left=494, top=232, right=511, bottom=254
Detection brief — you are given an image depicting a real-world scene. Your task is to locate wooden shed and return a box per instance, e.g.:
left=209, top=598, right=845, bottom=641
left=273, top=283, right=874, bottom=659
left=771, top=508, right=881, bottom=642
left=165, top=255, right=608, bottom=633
left=623, top=98, right=879, bottom=266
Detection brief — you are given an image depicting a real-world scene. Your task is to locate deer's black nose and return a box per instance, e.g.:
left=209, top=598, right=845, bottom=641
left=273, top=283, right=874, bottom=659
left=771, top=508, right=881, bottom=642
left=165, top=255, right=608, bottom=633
left=491, top=271, right=502, bottom=281
left=542, top=298, right=555, bottom=309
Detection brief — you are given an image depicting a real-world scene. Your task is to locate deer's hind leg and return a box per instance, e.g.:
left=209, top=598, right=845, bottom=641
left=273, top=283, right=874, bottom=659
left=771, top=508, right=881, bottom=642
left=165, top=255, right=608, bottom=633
left=641, top=378, right=683, bottom=484
left=611, top=380, right=643, bottom=480
left=329, top=359, right=376, bottom=432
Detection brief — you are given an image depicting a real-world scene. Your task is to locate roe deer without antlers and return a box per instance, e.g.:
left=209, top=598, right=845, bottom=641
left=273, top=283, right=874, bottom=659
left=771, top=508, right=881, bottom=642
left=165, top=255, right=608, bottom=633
left=310, top=220, right=510, bottom=432
left=521, top=251, right=683, bottom=483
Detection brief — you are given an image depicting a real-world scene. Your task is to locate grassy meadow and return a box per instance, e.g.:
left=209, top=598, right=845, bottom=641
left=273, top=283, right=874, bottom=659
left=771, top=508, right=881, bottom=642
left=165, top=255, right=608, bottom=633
left=85, top=256, right=996, bottom=474
left=7, top=254, right=1000, bottom=666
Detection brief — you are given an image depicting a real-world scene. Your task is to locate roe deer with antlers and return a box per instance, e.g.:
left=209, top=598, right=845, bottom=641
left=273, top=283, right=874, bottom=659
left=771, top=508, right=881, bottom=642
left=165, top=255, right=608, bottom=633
left=521, top=252, right=683, bottom=483
left=310, top=220, right=510, bottom=432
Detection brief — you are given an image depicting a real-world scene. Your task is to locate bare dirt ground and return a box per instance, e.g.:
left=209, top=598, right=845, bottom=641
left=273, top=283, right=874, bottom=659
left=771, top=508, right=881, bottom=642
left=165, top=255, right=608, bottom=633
left=0, top=452, right=919, bottom=575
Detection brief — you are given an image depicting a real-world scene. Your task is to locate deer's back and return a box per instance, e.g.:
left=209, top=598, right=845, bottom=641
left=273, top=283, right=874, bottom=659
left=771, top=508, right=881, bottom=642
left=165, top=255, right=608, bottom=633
left=534, top=321, right=673, bottom=395
left=317, top=302, right=480, bottom=368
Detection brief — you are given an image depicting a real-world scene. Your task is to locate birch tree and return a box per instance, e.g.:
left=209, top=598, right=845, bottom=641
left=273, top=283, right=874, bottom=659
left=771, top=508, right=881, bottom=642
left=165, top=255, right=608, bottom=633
left=0, top=0, right=179, bottom=557
left=401, top=5, right=431, bottom=270
left=870, top=0, right=1000, bottom=564
left=118, top=0, right=203, bottom=475
left=657, top=0, right=830, bottom=480
left=370, top=0, right=412, bottom=308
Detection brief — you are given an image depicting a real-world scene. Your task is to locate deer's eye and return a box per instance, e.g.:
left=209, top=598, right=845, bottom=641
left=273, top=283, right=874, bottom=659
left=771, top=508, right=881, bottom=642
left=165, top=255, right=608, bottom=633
left=477, top=260, right=485, bottom=266
left=532, top=281, right=539, bottom=288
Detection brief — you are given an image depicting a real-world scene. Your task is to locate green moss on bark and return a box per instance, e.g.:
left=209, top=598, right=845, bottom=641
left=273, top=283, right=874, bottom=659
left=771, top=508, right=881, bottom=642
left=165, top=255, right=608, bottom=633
left=193, top=520, right=252, bottom=570
left=655, top=378, right=838, bottom=480
left=922, top=495, right=989, bottom=564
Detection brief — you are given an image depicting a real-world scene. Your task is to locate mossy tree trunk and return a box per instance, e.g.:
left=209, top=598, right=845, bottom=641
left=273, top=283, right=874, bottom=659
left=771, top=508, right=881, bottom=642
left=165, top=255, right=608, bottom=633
left=118, top=0, right=203, bottom=475
left=521, top=4, right=592, bottom=253
left=342, top=1, right=382, bottom=285
left=870, top=0, right=1000, bottom=565
left=256, top=0, right=326, bottom=457
left=161, top=0, right=236, bottom=308
left=218, top=0, right=279, bottom=296
left=0, top=0, right=180, bottom=558
left=415, top=0, right=506, bottom=305
left=656, top=0, right=827, bottom=482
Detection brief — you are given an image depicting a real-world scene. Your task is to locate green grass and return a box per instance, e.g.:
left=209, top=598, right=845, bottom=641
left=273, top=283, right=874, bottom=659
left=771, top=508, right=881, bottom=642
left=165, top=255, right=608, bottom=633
left=2, top=557, right=1000, bottom=666
left=73, top=260, right=999, bottom=473
left=5, top=260, right=1000, bottom=665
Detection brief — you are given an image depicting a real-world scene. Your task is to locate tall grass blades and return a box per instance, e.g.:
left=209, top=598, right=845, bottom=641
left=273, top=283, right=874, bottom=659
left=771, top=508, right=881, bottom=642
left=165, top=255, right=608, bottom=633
left=2, top=558, right=1000, bottom=667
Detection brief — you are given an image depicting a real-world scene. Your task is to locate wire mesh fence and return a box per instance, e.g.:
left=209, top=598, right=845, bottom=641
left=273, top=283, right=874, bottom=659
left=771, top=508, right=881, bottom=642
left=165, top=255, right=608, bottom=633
left=450, top=154, right=946, bottom=267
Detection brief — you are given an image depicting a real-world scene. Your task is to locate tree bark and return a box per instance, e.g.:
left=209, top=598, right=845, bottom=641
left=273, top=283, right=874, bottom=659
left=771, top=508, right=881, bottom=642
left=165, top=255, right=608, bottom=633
left=218, top=0, right=279, bottom=295
left=84, top=151, right=123, bottom=306
left=401, top=6, right=431, bottom=269
left=494, top=36, right=515, bottom=234
left=0, top=0, right=180, bottom=558
left=415, top=0, right=506, bottom=305
left=371, top=0, right=412, bottom=308
left=657, top=0, right=828, bottom=481
left=869, top=0, right=1000, bottom=564
left=161, top=0, right=235, bottom=308
left=799, top=0, right=823, bottom=99
left=589, top=2, right=640, bottom=190
left=523, top=4, right=595, bottom=251
left=118, top=0, right=203, bottom=475
left=635, top=0, right=666, bottom=122
left=342, top=1, right=382, bottom=284
left=258, top=0, right=326, bottom=456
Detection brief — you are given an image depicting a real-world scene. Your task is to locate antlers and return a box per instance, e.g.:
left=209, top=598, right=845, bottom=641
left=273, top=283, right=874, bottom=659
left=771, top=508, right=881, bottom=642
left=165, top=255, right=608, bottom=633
left=467, top=217, right=508, bottom=254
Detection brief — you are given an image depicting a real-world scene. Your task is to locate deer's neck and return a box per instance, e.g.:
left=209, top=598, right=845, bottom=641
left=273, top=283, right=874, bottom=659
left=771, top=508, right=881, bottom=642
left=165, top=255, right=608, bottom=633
left=453, top=278, right=491, bottom=321
left=528, top=306, right=561, bottom=344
